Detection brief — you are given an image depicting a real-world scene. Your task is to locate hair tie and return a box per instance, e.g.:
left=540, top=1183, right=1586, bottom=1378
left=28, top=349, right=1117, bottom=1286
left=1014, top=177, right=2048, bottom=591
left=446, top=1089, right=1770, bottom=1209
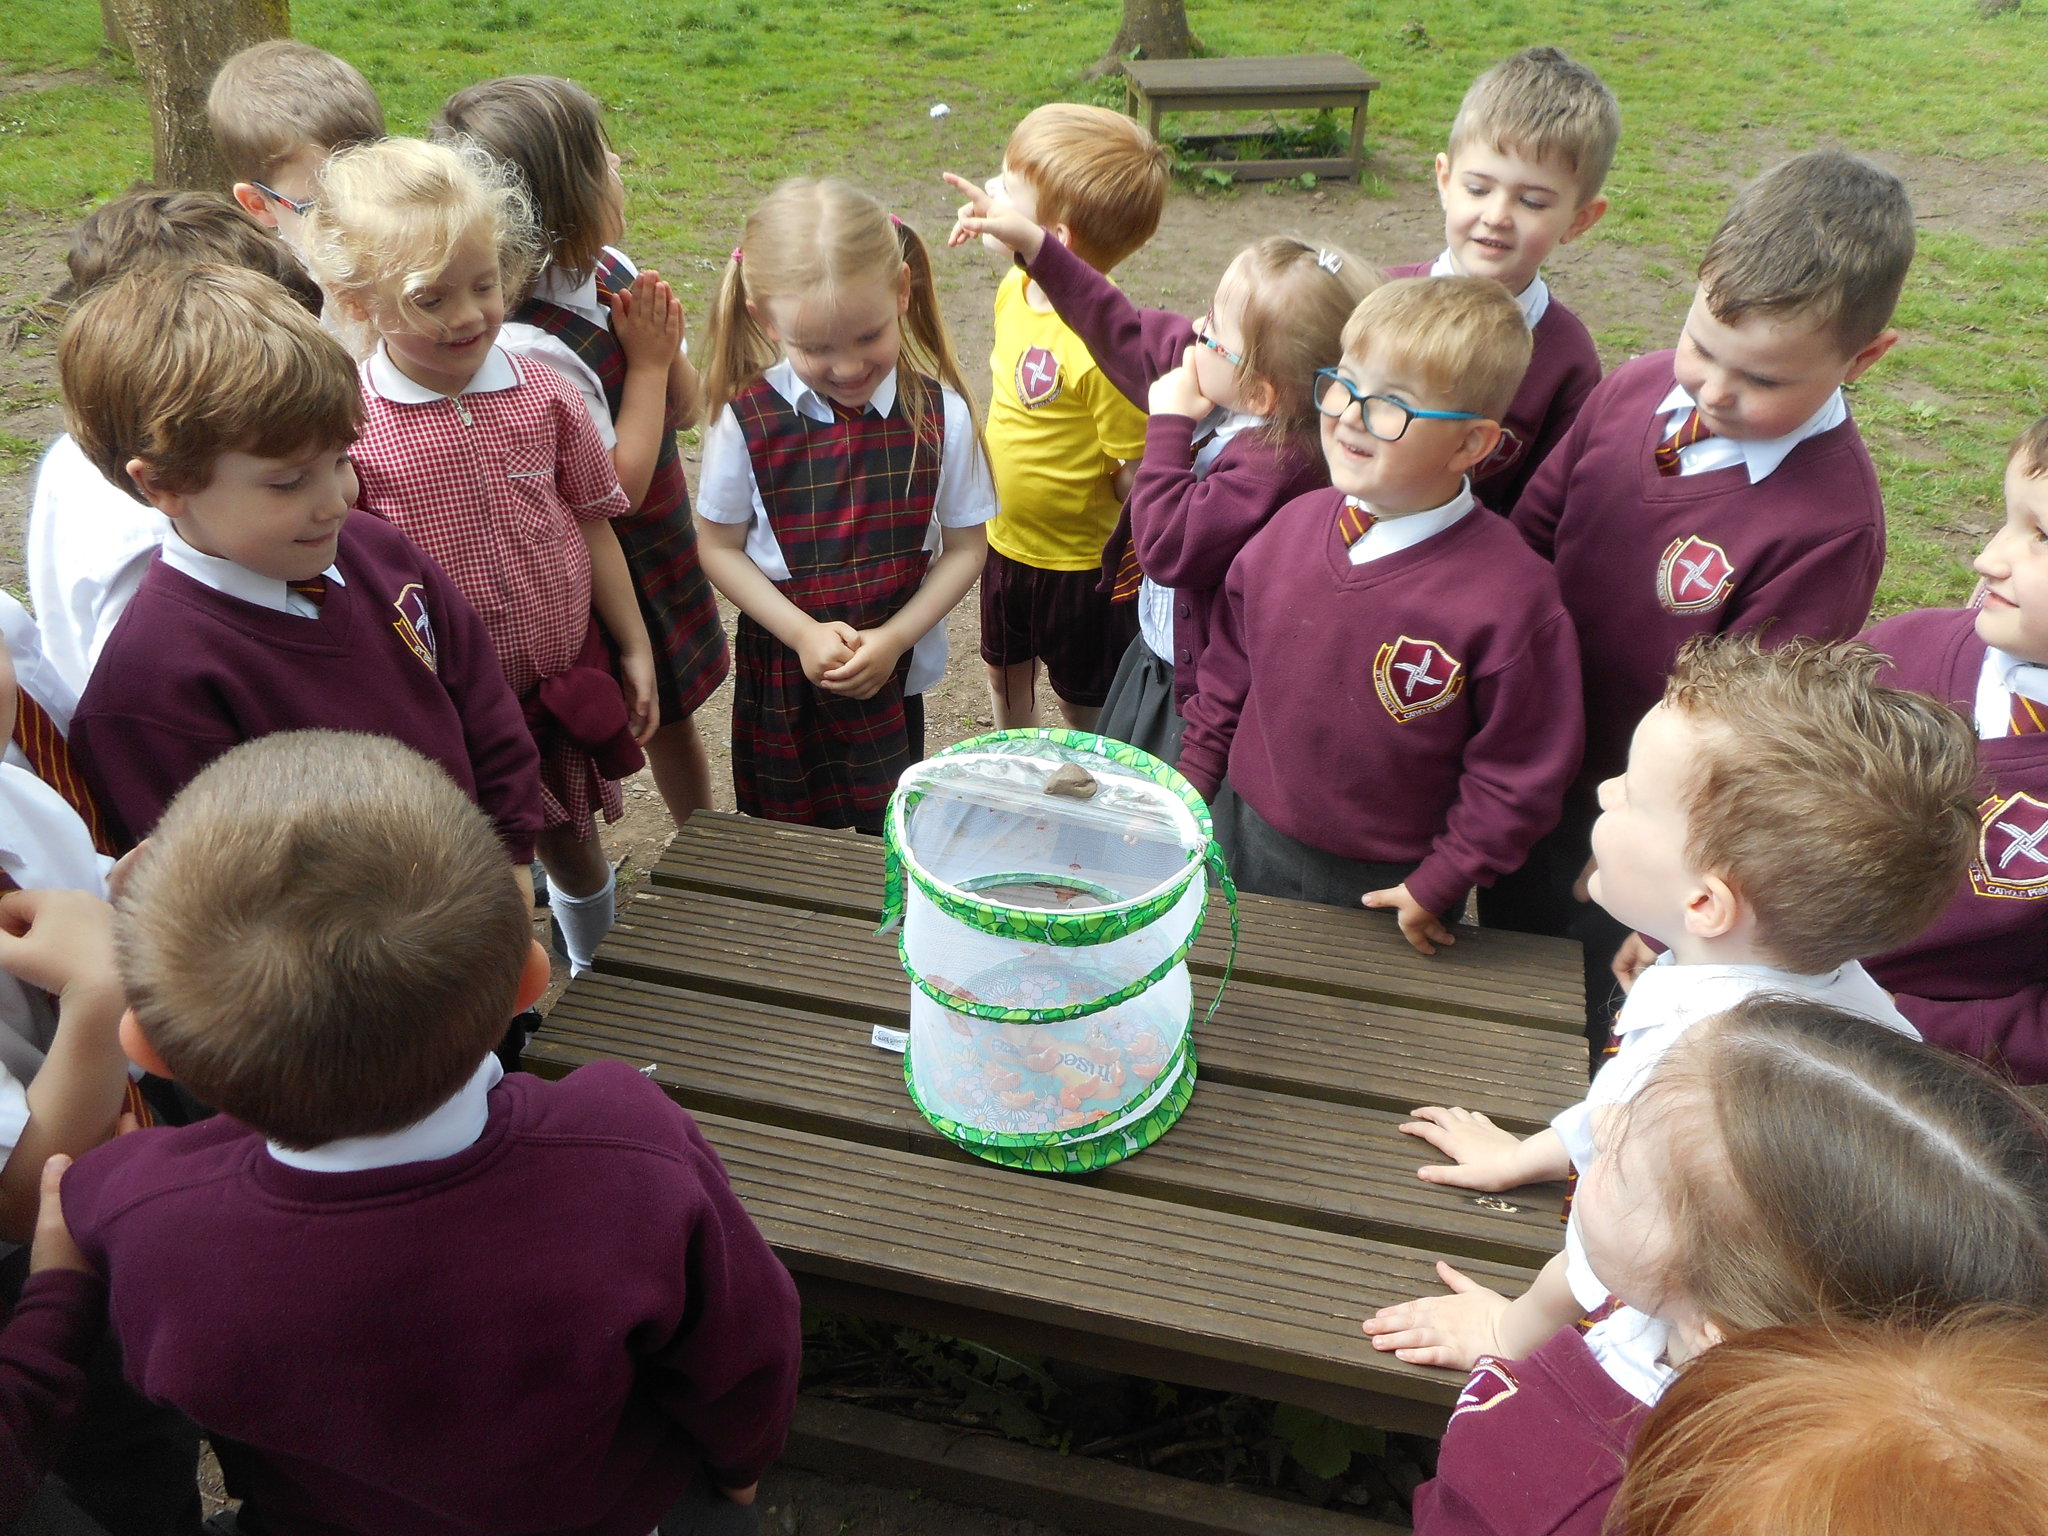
left=730, top=246, right=743, bottom=265
left=890, top=214, right=905, bottom=228
left=1316, top=249, right=1344, bottom=274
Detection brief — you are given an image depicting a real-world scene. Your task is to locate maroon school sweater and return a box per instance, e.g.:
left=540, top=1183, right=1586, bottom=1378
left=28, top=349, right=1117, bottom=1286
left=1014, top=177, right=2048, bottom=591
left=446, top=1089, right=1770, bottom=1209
left=1178, top=491, right=1583, bottom=915
left=1512, top=350, right=1884, bottom=785
left=1864, top=608, right=2048, bottom=1083
left=71, top=512, right=543, bottom=861
left=1412, top=1329, right=1647, bottom=1536
left=0, top=1269, right=102, bottom=1528
left=1385, top=261, right=1601, bottom=513
left=61, top=1063, right=802, bottom=1536
left=1026, top=236, right=1326, bottom=705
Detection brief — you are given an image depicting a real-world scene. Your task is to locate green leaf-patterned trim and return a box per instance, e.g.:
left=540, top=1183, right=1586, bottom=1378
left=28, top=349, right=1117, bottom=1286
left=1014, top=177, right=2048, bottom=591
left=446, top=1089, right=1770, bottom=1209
left=898, top=918, right=1202, bottom=1025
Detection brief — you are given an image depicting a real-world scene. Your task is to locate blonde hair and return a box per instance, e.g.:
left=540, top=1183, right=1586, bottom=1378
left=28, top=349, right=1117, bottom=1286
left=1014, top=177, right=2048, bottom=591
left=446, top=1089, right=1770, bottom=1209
left=299, top=137, right=541, bottom=357
left=1004, top=103, right=1171, bottom=272
left=117, top=732, right=532, bottom=1149
left=1663, top=633, right=1979, bottom=974
left=1697, top=150, right=1915, bottom=356
left=1610, top=1313, right=2048, bottom=1536
left=59, top=262, right=360, bottom=502
left=1448, top=46, right=1621, bottom=203
left=1339, top=275, right=1532, bottom=422
left=702, top=178, right=979, bottom=467
left=1228, top=237, right=1380, bottom=439
left=1639, top=996, right=2048, bottom=1341
left=206, top=40, right=384, bottom=184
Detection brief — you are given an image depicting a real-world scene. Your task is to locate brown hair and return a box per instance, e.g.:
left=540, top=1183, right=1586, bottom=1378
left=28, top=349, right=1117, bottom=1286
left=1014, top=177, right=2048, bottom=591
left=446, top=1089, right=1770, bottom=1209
left=1448, top=46, right=1621, bottom=202
left=299, top=137, right=541, bottom=358
left=116, top=731, right=531, bottom=1148
left=2009, top=413, right=2048, bottom=479
left=1003, top=103, right=1171, bottom=273
left=1338, top=275, right=1532, bottom=422
left=1661, top=633, right=1979, bottom=973
left=1610, top=1313, right=2048, bottom=1536
left=206, top=40, right=385, bottom=184
left=66, top=188, right=321, bottom=313
left=59, top=262, right=360, bottom=503
left=1696, top=149, right=1915, bottom=356
left=433, top=75, right=614, bottom=293
left=702, top=178, right=980, bottom=469
left=1227, top=237, right=1380, bottom=439
left=1640, top=996, right=2048, bottom=1340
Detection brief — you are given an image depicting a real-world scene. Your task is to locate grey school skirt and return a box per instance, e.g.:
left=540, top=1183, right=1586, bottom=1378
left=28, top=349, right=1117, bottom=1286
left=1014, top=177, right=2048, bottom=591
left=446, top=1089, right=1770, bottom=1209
left=1096, top=634, right=1184, bottom=767
left=1210, top=784, right=1419, bottom=909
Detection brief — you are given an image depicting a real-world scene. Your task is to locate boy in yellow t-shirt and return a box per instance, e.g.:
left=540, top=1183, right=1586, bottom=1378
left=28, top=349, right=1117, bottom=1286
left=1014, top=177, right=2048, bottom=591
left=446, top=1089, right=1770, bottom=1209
left=970, top=104, right=1168, bottom=730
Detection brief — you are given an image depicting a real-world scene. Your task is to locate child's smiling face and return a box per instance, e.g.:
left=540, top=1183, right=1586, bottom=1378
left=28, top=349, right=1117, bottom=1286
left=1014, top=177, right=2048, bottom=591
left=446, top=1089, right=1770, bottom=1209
left=1975, top=456, right=2048, bottom=665
left=1433, top=142, right=1605, bottom=298
left=363, top=233, right=506, bottom=397
left=1671, top=286, right=1894, bottom=443
left=1317, top=342, right=1494, bottom=514
left=137, top=442, right=359, bottom=583
left=754, top=267, right=911, bottom=413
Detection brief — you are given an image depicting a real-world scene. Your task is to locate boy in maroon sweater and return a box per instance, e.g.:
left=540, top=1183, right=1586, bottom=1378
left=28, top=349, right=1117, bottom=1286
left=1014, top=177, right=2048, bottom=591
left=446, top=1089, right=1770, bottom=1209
left=1501, top=150, right=1912, bottom=1040
left=1387, top=46, right=1614, bottom=513
left=1861, top=416, right=2048, bottom=1084
left=1178, top=277, right=1582, bottom=952
left=63, top=732, right=802, bottom=1536
left=57, top=263, right=543, bottom=879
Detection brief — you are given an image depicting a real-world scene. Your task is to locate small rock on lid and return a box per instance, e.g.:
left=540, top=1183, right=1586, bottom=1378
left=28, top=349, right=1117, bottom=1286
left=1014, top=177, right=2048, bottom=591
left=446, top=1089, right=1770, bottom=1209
left=1043, top=763, right=1100, bottom=800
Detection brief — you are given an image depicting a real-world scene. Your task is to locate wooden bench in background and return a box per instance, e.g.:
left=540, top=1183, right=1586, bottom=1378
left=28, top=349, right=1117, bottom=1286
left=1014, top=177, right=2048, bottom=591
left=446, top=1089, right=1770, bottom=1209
left=1123, top=55, right=1382, bottom=182
left=528, top=812, right=1584, bottom=1533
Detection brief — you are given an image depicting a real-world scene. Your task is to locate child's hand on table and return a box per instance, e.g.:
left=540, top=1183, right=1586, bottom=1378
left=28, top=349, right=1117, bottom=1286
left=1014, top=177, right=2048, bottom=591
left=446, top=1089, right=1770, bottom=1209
left=1363, top=882, right=1455, bottom=955
left=822, top=629, right=908, bottom=701
left=1362, top=1261, right=1510, bottom=1370
left=796, top=621, right=861, bottom=687
left=940, top=172, right=1044, bottom=261
left=1400, top=1107, right=1529, bottom=1190
left=1148, top=350, right=1214, bottom=421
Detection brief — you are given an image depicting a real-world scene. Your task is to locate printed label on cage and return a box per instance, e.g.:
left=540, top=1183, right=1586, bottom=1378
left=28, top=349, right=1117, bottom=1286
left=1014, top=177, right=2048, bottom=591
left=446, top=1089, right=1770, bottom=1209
left=871, top=1025, right=910, bottom=1053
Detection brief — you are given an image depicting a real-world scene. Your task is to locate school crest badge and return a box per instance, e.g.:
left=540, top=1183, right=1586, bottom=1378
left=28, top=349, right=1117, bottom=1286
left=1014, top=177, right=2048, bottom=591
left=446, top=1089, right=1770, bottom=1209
left=1015, top=345, right=1062, bottom=409
left=1450, top=1359, right=1521, bottom=1419
left=1971, top=790, right=2048, bottom=900
left=1656, top=535, right=1736, bottom=614
left=1475, top=425, right=1526, bottom=479
left=391, top=582, right=437, bottom=671
left=1373, top=635, right=1465, bottom=722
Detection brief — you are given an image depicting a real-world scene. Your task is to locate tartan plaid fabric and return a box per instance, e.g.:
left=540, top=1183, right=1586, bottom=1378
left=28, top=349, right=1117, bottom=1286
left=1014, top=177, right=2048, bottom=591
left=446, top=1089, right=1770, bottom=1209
left=12, top=687, right=113, bottom=855
left=512, top=254, right=730, bottom=722
left=728, top=374, right=939, bottom=827
left=351, top=353, right=631, bottom=835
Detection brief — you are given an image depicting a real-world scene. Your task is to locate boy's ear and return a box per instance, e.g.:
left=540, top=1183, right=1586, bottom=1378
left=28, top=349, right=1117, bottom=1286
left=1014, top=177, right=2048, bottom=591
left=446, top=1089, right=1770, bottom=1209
left=513, top=940, right=551, bottom=1014
left=124, top=459, right=184, bottom=518
left=1561, top=194, right=1610, bottom=246
left=232, top=183, right=279, bottom=230
left=1682, top=872, right=1745, bottom=943
left=1432, top=152, right=1453, bottom=203
left=1840, top=328, right=1899, bottom=385
left=1446, top=418, right=1503, bottom=476
left=118, top=1011, right=173, bottom=1082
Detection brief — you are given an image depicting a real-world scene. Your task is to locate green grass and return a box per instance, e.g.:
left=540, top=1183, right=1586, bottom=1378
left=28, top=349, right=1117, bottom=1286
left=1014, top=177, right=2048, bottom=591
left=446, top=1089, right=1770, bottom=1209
left=4, top=0, right=2047, bottom=608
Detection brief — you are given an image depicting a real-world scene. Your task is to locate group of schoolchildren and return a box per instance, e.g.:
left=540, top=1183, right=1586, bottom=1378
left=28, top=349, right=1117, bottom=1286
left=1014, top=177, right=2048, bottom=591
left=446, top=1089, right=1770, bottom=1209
left=0, top=26, right=2039, bottom=1536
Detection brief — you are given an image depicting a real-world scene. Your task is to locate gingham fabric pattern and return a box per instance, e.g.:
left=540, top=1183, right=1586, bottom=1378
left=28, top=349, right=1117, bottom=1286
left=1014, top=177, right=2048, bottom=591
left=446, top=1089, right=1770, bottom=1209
left=728, top=372, right=939, bottom=827
left=352, top=353, right=631, bottom=834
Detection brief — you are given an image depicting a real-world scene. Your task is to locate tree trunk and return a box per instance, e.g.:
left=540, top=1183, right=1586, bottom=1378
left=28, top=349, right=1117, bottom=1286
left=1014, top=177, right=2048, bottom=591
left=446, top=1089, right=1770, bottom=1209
left=106, top=0, right=290, bottom=189
left=1105, top=0, right=1193, bottom=64
left=99, top=0, right=129, bottom=57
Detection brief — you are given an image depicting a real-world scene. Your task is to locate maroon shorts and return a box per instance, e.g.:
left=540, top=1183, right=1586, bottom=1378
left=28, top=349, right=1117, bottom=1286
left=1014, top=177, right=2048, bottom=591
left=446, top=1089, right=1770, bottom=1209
left=977, top=548, right=1136, bottom=708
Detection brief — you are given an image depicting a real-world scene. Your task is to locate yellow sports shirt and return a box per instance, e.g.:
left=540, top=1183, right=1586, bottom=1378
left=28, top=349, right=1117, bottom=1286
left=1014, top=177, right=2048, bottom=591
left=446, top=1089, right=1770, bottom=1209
left=984, top=268, right=1149, bottom=571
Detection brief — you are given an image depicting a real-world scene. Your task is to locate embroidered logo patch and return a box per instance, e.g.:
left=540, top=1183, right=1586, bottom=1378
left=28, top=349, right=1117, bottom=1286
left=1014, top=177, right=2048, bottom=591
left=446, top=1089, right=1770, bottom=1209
left=1656, top=535, right=1736, bottom=614
left=1373, top=636, right=1465, bottom=722
left=1451, top=1359, right=1522, bottom=1419
left=391, top=582, right=438, bottom=671
left=1475, top=424, right=1526, bottom=479
left=1015, top=345, right=1062, bottom=409
left=1972, top=790, right=2048, bottom=900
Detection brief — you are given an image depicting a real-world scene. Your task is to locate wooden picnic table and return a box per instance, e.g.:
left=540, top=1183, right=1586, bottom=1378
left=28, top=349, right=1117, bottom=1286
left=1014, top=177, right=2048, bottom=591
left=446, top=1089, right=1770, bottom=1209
left=525, top=811, right=1584, bottom=1444
left=1123, top=56, right=1382, bottom=182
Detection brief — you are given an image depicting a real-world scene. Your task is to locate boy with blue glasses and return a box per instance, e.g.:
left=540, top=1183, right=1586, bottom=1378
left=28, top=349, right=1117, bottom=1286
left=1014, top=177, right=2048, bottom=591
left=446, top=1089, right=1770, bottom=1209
left=1177, top=277, right=1584, bottom=949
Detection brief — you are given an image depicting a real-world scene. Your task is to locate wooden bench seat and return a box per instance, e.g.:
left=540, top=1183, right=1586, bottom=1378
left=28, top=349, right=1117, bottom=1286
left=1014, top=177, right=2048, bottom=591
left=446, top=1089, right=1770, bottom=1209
left=1123, top=55, right=1382, bottom=183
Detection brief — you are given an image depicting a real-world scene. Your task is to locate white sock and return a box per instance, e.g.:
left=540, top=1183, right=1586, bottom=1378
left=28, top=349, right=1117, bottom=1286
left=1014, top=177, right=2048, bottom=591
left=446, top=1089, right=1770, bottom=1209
left=550, top=868, right=616, bottom=975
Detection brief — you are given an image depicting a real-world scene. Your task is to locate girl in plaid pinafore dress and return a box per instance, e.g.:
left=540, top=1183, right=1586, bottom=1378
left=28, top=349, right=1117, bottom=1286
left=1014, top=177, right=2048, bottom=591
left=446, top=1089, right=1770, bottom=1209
left=439, top=77, right=729, bottom=826
left=694, top=179, right=995, bottom=832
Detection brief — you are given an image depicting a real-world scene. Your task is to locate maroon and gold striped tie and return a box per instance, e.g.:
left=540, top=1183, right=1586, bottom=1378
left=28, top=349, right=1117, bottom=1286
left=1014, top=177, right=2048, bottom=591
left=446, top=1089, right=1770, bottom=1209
left=1111, top=541, right=1144, bottom=603
left=287, top=575, right=328, bottom=610
left=1654, top=407, right=1714, bottom=476
left=12, top=691, right=114, bottom=856
left=1337, top=498, right=1377, bottom=546
left=2013, top=691, right=2048, bottom=737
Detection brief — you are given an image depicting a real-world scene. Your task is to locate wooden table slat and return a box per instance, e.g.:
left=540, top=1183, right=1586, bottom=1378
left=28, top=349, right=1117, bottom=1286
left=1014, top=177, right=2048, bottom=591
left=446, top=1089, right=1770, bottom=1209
left=1123, top=55, right=1381, bottom=93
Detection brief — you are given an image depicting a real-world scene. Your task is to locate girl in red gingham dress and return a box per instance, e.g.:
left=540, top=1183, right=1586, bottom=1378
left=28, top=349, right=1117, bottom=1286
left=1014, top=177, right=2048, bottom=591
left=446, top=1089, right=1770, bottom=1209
left=438, top=76, right=729, bottom=829
left=695, top=179, right=994, bottom=832
left=302, top=138, right=656, bottom=973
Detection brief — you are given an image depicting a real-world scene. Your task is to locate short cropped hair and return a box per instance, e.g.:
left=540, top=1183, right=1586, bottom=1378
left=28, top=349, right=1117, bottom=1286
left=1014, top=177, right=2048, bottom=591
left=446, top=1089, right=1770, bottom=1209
left=1663, top=633, right=1978, bottom=973
left=1697, top=149, right=1915, bottom=355
left=59, top=262, right=361, bottom=502
left=66, top=188, right=320, bottom=313
left=434, top=76, right=613, bottom=291
left=1004, top=103, right=1170, bottom=272
left=2009, top=413, right=2048, bottom=479
left=116, top=732, right=532, bottom=1149
left=1339, top=275, right=1532, bottom=422
left=1613, top=1313, right=2048, bottom=1536
left=206, top=40, right=385, bottom=184
left=1448, top=46, right=1620, bottom=202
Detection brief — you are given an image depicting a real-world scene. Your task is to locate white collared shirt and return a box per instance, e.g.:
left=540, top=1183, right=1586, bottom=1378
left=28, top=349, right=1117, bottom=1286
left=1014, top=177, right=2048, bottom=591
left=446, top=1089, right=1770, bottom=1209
left=696, top=359, right=998, bottom=694
left=1137, top=408, right=1264, bottom=659
left=26, top=433, right=174, bottom=695
left=267, top=1055, right=503, bottom=1172
left=1345, top=479, right=1476, bottom=565
left=1430, top=249, right=1550, bottom=330
left=156, top=531, right=345, bottom=620
left=1654, top=381, right=1846, bottom=484
left=1553, top=953, right=1914, bottom=1312
left=1976, top=645, right=2048, bottom=739
left=366, top=340, right=521, bottom=404
left=1582, top=1304, right=1678, bottom=1406
left=0, top=593, right=80, bottom=751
